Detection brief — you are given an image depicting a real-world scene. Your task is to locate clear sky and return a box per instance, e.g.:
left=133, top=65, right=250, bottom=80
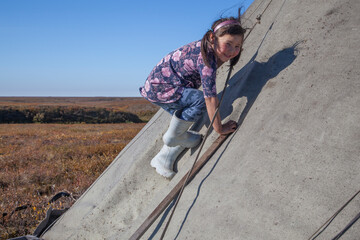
left=0, top=0, right=254, bottom=97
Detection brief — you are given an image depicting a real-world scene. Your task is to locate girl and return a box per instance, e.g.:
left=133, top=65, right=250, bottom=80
left=140, top=16, right=246, bottom=178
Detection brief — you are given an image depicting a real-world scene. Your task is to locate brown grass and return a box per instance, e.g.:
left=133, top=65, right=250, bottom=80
left=0, top=97, right=158, bottom=239
left=0, top=123, right=147, bottom=238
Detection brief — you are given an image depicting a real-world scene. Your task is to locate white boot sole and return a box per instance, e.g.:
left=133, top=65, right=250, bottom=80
left=151, top=158, right=175, bottom=179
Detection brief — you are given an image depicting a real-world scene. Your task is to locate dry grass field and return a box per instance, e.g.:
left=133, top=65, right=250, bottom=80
left=0, top=97, right=158, bottom=239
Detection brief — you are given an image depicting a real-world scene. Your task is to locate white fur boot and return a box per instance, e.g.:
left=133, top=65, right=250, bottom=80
left=150, top=144, right=185, bottom=179
left=163, top=110, right=202, bottom=148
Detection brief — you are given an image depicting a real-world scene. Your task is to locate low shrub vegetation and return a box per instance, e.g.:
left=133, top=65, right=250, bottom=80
left=0, top=123, right=146, bottom=239
left=0, top=97, right=158, bottom=239
left=0, top=106, right=142, bottom=124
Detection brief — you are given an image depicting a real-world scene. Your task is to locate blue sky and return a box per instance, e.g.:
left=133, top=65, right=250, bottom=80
left=0, top=0, right=253, bottom=97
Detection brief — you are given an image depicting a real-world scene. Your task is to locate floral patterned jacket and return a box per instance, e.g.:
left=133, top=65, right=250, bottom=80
left=139, top=40, right=217, bottom=103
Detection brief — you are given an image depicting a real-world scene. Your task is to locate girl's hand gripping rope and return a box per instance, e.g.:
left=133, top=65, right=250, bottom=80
left=220, top=120, right=237, bottom=135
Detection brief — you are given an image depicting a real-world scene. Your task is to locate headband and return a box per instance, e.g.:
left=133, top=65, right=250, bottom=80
left=213, top=20, right=240, bottom=32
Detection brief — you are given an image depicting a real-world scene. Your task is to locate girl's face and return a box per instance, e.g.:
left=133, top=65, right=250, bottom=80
left=211, top=33, right=243, bottom=66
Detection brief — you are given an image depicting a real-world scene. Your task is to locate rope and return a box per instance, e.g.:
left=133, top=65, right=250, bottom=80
left=159, top=67, right=234, bottom=240
left=308, top=190, right=360, bottom=240
left=332, top=211, right=360, bottom=240
left=157, top=1, right=358, bottom=239
left=242, top=0, right=266, bottom=27
left=244, top=0, right=274, bottom=42
left=158, top=1, right=279, bottom=239
left=247, top=0, right=266, bottom=19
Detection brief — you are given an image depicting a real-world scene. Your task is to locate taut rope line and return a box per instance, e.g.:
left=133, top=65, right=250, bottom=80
left=159, top=67, right=234, bottom=240
left=158, top=1, right=276, bottom=239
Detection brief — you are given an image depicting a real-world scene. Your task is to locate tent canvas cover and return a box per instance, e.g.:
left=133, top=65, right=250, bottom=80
left=37, top=0, right=360, bottom=239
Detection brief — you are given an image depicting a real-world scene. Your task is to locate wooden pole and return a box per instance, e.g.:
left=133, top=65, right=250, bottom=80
left=129, top=133, right=229, bottom=240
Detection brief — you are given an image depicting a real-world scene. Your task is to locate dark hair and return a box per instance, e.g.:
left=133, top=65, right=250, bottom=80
left=201, top=15, right=246, bottom=68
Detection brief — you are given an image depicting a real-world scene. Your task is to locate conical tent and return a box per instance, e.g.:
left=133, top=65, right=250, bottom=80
left=42, top=0, right=360, bottom=239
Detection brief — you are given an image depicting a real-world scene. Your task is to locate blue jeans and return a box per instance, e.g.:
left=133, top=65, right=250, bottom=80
left=154, top=88, right=206, bottom=122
